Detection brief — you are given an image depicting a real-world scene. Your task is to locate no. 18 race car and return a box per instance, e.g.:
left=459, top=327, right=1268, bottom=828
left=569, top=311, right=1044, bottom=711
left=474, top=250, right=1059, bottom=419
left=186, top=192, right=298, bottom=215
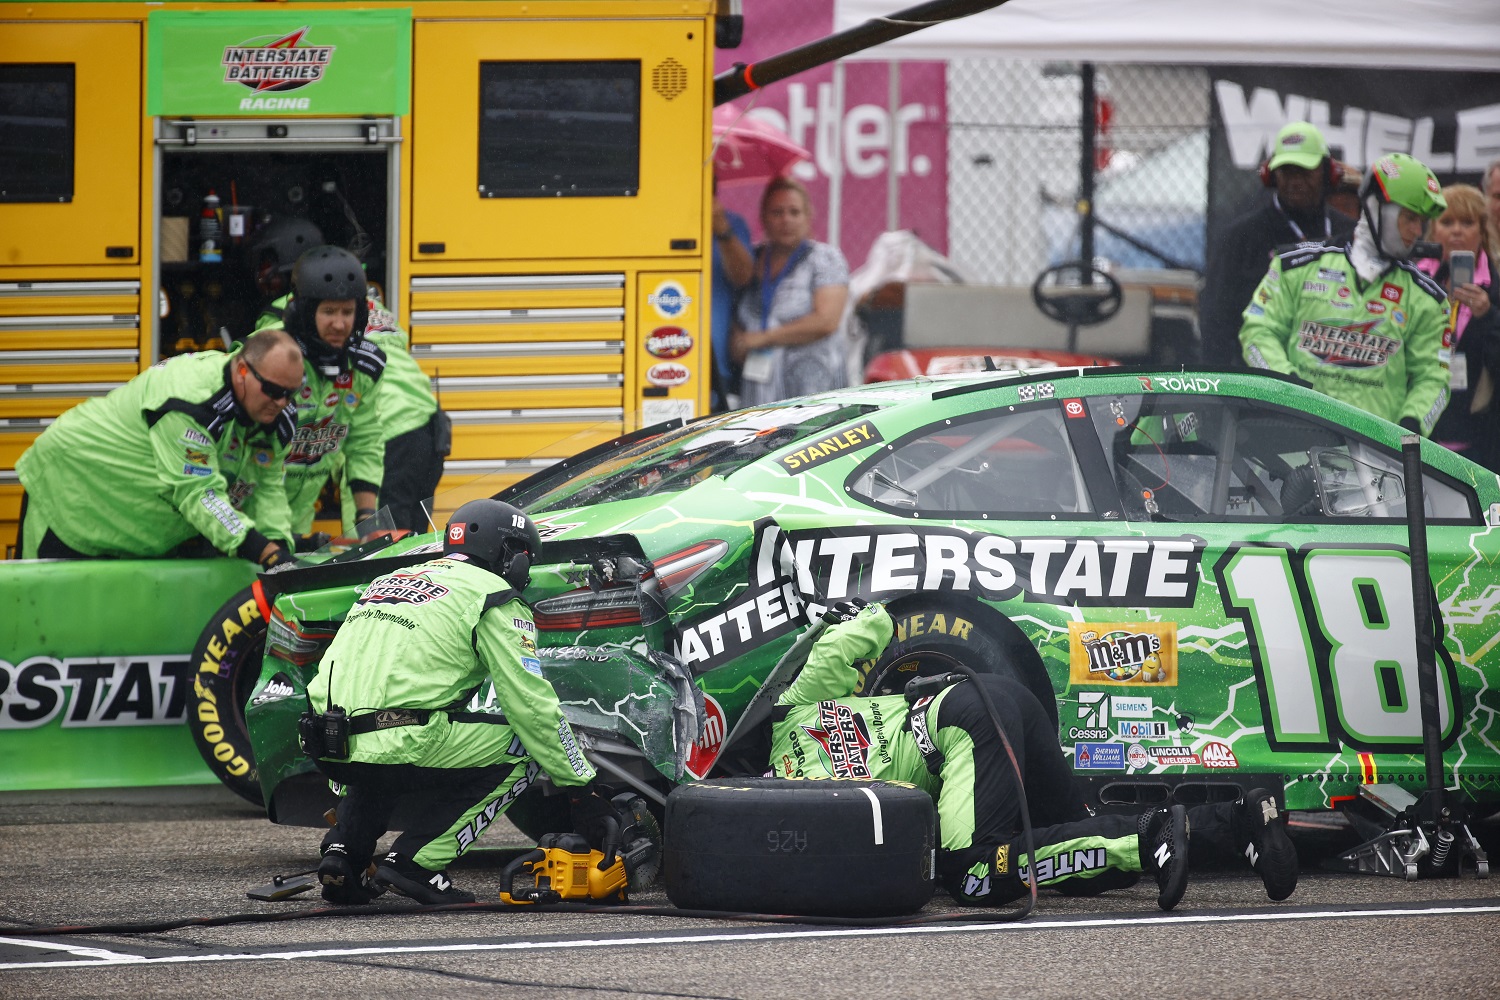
left=215, top=365, right=1500, bottom=862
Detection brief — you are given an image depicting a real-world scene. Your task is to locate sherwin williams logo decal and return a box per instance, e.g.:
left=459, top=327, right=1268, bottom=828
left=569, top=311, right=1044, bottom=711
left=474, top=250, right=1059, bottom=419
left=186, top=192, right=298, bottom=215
left=1068, top=621, right=1178, bottom=686
left=1296, top=319, right=1399, bottom=368
left=223, top=28, right=335, bottom=93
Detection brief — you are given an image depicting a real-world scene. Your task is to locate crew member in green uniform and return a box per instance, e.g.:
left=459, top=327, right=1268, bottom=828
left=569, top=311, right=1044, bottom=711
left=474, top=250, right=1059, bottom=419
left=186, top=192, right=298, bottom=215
left=15, top=329, right=302, bottom=568
left=770, top=602, right=1300, bottom=910
left=254, top=226, right=448, bottom=534
left=1240, top=152, right=1452, bottom=434
left=306, top=499, right=606, bottom=905
left=256, top=245, right=388, bottom=541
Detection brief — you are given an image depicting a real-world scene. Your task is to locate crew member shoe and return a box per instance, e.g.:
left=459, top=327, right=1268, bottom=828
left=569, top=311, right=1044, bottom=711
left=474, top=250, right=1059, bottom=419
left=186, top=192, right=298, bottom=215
left=1237, top=788, right=1298, bottom=901
left=1139, top=804, right=1189, bottom=911
left=318, top=844, right=384, bottom=905
left=375, top=855, right=476, bottom=905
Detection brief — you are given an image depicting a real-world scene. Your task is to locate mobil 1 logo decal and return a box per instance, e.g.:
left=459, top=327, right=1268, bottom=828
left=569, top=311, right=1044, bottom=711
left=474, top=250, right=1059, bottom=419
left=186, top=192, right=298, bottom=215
left=1216, top=542, right=1462, bottom=754
left=671, top=519, right=1202, bottom=671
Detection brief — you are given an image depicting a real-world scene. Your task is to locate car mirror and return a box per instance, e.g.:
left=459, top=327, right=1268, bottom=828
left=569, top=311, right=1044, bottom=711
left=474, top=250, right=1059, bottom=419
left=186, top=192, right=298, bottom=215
left=1311, top=447, right=1406, bottom=515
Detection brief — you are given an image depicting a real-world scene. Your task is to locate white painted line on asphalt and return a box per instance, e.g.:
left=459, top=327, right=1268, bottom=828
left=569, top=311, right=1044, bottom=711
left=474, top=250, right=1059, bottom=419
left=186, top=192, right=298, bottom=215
left=0, top=937, right=141, bottom=963
left=3, top=903, right=1499, bottom=971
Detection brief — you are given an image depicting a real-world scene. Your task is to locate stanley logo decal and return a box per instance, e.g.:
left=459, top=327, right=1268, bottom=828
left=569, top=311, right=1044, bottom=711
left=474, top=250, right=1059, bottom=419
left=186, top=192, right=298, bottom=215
left=778, top=420, right=883, bottom=474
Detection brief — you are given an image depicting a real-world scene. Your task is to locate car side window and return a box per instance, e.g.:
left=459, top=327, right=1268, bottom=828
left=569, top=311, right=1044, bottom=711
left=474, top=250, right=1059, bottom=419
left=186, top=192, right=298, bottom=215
left=1092, top=393, right=1475, bottom=522
left=849, top=406, right=1093, bottom=516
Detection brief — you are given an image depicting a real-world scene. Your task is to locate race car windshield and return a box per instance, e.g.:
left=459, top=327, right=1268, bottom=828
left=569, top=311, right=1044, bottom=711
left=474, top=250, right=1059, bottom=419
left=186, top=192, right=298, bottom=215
left=510, top=403, right=876, bottom=513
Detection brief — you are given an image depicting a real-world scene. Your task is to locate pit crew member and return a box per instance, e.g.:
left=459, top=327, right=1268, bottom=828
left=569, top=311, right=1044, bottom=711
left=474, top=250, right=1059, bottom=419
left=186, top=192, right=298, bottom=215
left=15, top=329, right=301, bottom=568
left=257, top=245, right=388, bottom=541
left=1240, top=152, right=1451, bottom=435
left=306, top=499, right=603, bottom=905
left=770, top=602, right=1299, bottom=910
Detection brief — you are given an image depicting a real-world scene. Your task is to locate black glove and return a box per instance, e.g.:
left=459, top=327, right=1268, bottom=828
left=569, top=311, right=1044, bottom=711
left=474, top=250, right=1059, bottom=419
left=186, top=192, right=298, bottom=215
left=295, top=531, right=332, bottom=553
left=822, top=598, right=869, bottom=625
left=569, top=784, right=622, bottom=857
left=1399, top=417, right=1422, bottom=435
left=260, top=544, right=299, bottom=573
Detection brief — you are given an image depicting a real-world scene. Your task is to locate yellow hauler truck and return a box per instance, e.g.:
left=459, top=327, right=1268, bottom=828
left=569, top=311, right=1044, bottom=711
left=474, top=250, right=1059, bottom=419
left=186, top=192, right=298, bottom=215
left=0, top=0, right=725, bottom=551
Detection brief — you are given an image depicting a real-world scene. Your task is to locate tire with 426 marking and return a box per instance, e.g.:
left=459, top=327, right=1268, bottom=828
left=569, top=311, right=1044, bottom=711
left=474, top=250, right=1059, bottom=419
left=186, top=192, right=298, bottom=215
left=663, top=777, right=935, bottom=917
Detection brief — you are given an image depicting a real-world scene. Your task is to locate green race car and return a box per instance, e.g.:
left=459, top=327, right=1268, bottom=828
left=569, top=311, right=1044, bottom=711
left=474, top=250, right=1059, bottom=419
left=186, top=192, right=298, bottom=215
left=235, top=366, right=1500, bottom=858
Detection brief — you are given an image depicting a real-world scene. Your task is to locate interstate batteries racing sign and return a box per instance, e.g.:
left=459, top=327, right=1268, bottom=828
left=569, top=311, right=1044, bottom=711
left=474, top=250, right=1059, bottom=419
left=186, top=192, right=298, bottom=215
left=147, top=9, right=411, bottom=116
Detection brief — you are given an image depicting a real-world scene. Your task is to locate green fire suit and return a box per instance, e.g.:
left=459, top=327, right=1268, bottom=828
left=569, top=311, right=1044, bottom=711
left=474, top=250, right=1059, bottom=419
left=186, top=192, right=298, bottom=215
left=1239, top=242, right=1451, bottom=433
left=255, top=294, right=387, bottom=533
left=308, top=554, right=596, bottom=873
left=15, top=349, right=295, bottom=560
left=770, top=604, right=1149, bottom=905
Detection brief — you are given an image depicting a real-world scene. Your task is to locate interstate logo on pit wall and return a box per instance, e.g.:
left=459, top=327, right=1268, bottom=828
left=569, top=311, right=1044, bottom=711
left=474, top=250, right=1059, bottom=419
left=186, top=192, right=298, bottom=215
left=223, top=28, right=336, bottom=93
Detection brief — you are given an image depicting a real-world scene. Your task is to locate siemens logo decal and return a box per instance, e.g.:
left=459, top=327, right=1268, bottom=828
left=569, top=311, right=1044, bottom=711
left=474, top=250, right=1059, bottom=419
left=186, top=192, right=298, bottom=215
left=671, top=522, right=1202, bottom=669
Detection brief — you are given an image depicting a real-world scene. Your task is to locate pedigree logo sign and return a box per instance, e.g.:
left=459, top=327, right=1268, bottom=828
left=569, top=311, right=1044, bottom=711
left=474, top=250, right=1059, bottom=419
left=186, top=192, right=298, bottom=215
left=147, top=9, right=411, bottom=117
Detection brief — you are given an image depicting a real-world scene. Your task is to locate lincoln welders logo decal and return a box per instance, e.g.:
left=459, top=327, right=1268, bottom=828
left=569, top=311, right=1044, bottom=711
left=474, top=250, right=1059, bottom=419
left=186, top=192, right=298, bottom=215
left=802, top=701, right=873, bottom=777
left=1297, top=319, right=1400, bottom=368
left=223, top=28, right=336, bottom=93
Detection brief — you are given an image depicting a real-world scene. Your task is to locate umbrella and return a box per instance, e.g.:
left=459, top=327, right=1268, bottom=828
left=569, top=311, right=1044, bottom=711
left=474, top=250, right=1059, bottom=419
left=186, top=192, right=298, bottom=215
left=711, top=105, right=812, bottom=187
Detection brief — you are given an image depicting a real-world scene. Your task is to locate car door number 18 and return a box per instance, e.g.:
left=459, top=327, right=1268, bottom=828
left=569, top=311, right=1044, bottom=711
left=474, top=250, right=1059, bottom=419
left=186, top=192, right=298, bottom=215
left=1219, top=547, right=1457, bottom=752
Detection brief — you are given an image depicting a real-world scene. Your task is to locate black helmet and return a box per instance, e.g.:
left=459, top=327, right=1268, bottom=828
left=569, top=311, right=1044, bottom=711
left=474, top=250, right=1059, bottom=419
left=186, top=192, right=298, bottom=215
left=285, top=245, right=370, bottom=376
left=250, top=216, right=324, bottom=278
left=444, top=499, right=543, bottom=590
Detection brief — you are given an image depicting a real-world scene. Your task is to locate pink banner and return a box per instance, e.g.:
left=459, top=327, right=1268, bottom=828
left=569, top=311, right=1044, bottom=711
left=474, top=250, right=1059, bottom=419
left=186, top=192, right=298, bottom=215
left=714, top=0, right=948, bottom=271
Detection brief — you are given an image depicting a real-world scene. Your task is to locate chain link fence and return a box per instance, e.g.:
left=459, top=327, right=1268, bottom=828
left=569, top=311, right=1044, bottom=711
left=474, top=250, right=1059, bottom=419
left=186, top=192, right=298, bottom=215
left=945, top=61, right=1211, bottom=287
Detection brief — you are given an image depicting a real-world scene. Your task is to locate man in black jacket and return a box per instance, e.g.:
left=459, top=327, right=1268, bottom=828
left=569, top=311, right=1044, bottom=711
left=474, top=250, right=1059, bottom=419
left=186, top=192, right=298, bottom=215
left=1200, top=122, right=1355, bottom=369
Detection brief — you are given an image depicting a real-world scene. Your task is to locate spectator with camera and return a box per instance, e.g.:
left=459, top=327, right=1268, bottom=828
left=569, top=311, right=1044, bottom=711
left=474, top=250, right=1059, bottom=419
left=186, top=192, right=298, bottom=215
left=1418, top=183, right=1500, bottom=470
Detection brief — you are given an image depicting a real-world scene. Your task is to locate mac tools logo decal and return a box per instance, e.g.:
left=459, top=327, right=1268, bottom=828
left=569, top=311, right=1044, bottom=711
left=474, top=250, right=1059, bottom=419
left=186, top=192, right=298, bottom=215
left=223, top=28, right=336, bottom=93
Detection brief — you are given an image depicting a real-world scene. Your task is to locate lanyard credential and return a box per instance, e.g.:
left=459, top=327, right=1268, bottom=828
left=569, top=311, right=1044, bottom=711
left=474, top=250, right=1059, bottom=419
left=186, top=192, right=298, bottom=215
left=759, top=240, right=812, bottom=332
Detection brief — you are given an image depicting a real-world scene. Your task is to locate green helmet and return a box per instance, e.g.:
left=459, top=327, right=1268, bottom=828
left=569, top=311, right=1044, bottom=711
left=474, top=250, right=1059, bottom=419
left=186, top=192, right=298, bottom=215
left=1363, top=152, right=1446, bottom=219
left=1359, top=152, right=1446, bottom=259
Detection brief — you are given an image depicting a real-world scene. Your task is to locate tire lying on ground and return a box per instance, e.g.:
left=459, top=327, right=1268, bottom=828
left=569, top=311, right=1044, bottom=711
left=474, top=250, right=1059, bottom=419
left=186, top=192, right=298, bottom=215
left=189, top=584, right=269, bottom=806
left=664, top=777, right=935, bottom=916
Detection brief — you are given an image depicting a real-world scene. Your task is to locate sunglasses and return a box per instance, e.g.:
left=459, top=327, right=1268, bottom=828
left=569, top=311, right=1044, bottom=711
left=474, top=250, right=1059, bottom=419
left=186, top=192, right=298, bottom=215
left=242, top=359, right=300, bottom=401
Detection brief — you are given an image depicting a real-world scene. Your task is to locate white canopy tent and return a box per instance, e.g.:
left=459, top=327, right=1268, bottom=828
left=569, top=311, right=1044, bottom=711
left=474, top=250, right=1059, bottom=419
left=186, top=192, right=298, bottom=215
left=833, top=0, right=1500, bottom=71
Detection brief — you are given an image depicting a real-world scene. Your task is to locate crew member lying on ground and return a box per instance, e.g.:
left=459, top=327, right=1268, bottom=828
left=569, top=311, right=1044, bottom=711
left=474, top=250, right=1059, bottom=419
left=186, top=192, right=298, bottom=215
left=769, top=601, right=1299, bottom=910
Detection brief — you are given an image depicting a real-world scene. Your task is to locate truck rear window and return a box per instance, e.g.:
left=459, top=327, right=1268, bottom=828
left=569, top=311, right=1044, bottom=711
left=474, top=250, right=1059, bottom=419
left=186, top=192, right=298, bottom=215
left=0, top=63, right=73, bottom=203
left=478, top=60, right=640, bottom=198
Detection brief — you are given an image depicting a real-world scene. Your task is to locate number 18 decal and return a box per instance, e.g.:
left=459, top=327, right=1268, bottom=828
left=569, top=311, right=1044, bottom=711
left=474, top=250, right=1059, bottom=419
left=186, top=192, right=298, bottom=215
left=1217, top=545, right=1460, bottom=753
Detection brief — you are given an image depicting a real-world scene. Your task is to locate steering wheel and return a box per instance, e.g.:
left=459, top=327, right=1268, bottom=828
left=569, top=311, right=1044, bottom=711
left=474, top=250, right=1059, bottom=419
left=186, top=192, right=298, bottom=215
left=1030, top=261, right=1124, bottom=328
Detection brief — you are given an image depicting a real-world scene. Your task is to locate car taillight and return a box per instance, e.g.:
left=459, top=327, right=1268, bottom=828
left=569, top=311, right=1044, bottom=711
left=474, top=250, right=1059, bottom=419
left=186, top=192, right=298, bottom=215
left=532, top=587, right=643, bottom=630
left=653, top=539, right=729, bottom=597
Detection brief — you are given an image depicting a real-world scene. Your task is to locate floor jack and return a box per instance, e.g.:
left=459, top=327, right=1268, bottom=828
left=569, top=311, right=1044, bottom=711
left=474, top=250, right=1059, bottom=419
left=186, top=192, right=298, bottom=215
left=1325, top=784, right=1489, bottom=881
left=1323, top=437, right=1491, bottom=883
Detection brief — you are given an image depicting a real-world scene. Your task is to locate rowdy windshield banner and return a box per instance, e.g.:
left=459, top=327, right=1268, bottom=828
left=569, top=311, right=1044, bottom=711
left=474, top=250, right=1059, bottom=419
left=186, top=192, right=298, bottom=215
left=147, top=9, right=412, bottom=116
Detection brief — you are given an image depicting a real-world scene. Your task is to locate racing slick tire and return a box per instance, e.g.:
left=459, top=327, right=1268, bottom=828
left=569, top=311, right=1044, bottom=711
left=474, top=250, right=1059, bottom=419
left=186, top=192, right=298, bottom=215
left=189, top=584, right=269, bottom=806
left=860, top=595, right=1059, bottom=731
left=663, top=777, right=935, bottom=916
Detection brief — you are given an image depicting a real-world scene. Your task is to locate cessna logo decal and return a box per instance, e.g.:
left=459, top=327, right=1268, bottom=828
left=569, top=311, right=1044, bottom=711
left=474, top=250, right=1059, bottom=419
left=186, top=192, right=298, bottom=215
left=1297, top=319, right=1400, bottom=368
left=223, top=28, right=336, bottom=93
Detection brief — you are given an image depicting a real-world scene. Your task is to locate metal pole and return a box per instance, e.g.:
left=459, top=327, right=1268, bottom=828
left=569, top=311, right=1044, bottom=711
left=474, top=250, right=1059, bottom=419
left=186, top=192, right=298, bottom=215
left=887, top=60, right=901, bottom=232
left=714, top=0, right=1011, bottom=106
left=1078, top=62, right=1097, bottom=273
left=1401, top=433, right=1445, bottom=820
